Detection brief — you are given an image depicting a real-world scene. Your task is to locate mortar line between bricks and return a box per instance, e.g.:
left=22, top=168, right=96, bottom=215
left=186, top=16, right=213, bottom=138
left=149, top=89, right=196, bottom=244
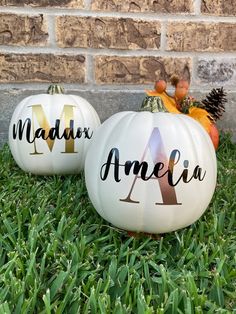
left=193, top=0, right=201, bottom=15
left=84, top=0, right=92, bottom=11
left=1, top=46, right=236, bottom=58
left=47, top=15, right=57, bottom=48
left=160, top=21, right=167, bottom=52
left=0, top=83, right=235, bottom=92
left=191, top=55, right=199, bottom=85
left=86, top=54, right=95, bottom=84
left=0, top=6, right=236, bottom=22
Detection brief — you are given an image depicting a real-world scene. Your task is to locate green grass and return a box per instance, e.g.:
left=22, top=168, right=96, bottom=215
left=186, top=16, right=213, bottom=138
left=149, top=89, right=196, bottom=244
left=0, top=134, right=235, bottom=314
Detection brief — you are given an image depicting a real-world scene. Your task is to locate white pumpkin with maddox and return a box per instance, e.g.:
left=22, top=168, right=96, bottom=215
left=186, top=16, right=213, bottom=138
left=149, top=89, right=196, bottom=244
left=9, top=85, right=100, bottom=175
left=85, top=111, right=217, bottom=234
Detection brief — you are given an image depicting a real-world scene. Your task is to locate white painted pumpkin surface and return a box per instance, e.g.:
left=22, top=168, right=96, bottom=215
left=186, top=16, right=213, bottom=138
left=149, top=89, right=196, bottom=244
left=9, top=90, right=100, bottom=175
left=85, top=111, right=217, bottom=234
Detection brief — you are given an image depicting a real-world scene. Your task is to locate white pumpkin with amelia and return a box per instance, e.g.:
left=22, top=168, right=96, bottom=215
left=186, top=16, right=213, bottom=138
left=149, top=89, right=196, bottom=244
left=85, top=111, right=217, bottom=234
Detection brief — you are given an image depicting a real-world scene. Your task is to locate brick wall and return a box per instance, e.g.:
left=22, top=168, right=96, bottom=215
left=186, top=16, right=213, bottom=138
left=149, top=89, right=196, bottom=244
left=0, top=0, right=235, bottom=143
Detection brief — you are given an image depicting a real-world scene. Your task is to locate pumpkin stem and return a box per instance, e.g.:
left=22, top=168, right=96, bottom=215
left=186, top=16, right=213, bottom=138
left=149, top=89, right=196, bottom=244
left=47, top=84, right=65, bottom=95
left=140, top=96, right=169, bottom=113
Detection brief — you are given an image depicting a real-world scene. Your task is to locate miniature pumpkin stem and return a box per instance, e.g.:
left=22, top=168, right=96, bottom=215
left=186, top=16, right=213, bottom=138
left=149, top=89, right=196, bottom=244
left=140, top=96, right=169, bottom=113
left=47, top=84, right=65, bottom=95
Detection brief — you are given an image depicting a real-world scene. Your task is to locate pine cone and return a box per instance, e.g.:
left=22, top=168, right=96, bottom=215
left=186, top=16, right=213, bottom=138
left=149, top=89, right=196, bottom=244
left=201, top=87, right=227, bottom=121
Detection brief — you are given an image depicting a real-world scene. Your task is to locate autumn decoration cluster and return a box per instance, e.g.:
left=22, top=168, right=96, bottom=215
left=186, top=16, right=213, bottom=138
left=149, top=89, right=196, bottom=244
left=8, top=78, right=226, bottom=235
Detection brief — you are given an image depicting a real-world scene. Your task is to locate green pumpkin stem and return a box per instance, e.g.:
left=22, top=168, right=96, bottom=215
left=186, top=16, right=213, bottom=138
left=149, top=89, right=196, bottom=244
left=47, top=84, right=65, bottom=95
left=140, top=96, right=169, bottom=113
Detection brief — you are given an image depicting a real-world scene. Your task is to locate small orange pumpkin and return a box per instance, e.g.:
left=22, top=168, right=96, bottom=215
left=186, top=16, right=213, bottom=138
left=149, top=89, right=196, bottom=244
left=209, top=124, right=219, bottom=150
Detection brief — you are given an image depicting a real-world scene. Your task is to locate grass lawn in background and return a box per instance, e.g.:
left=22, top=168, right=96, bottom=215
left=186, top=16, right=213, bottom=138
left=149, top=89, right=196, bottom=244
left=0, top=134, right=235, bottom=313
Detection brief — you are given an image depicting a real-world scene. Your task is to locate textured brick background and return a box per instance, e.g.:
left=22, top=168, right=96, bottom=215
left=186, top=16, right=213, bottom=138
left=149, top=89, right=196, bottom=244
left=0, top=0, right=236, bottom=144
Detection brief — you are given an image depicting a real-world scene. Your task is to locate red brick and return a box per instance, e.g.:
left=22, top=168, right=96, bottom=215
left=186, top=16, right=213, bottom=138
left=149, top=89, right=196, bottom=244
left=0, top=14, right=48, bottom=46
left=0, top=54, right=86, bottom=83
left=56, top=16, right=161, bottom=50
left=167, top=22, right=236, bottom=52
left=0, top=0, right=84, bottom=8
left=201, top=0, right=236, bottom=16
left=95, top=56, right=191, bottom=84
left=91, top=0, right=193, bottom=13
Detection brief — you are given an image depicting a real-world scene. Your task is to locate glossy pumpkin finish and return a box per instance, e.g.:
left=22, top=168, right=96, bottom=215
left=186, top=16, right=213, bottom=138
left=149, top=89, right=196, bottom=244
left=9, top=88, right=100, bottom=175
left=85, top=111, right=217, bottom=234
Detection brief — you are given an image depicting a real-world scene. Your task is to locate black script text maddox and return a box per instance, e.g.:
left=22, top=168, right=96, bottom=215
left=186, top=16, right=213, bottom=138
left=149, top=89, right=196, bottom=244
left=12, top=104, right=93, bottom=154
